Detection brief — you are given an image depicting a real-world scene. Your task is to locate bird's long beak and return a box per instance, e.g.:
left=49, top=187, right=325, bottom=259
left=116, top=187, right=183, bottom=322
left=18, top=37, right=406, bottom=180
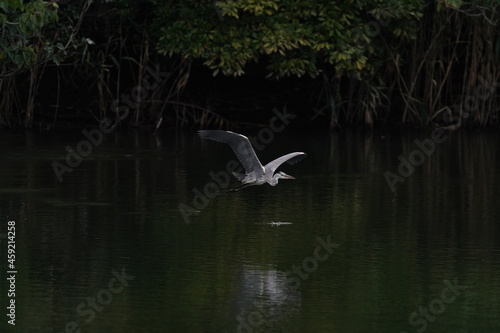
left=285, top=175, right=295, bottom=179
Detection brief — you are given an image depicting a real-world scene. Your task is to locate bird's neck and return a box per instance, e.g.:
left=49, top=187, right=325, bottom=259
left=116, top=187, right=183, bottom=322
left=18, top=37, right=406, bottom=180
left=269, top=175, right=280, bottom=186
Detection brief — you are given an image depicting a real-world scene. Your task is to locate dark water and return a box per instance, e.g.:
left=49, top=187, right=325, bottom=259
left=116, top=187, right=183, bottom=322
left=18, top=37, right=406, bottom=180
left=1, top=129, right=500, bottom=333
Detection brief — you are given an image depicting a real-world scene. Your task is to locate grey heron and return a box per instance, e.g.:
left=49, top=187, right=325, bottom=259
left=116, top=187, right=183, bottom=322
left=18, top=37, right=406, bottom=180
left=198, top=130, right=306, bottom=191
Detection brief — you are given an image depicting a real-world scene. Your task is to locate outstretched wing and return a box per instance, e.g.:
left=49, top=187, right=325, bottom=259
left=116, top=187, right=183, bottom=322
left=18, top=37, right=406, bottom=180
left=264, top=152, right=306, bottom=174
left=198, top=130, right=264, bottom=175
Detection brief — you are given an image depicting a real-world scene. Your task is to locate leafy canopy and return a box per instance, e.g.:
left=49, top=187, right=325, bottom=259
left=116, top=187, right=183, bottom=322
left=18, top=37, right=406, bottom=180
left=155, top=0, right=424, bottom=78
left=0, top=0, right=59, bottom=73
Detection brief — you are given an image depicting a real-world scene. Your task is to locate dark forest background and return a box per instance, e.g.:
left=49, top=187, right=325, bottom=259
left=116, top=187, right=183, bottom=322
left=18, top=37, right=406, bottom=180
left=1, top=0, right=499, bottom=130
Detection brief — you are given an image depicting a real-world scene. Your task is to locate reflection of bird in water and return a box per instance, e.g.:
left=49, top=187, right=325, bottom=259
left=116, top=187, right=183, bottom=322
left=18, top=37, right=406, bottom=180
left=236, top=265, right=302, bottom=327
left=198, top=130, right=306, bottom=192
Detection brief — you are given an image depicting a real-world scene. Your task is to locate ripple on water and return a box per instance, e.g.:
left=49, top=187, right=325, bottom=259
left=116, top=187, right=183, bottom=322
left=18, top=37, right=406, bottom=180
left=256, top=221, right=293, bottom=226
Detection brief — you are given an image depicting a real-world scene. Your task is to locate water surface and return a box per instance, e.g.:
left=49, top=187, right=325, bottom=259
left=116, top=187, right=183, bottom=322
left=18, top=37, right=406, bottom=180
left=1, top=129, right=499, bottom=333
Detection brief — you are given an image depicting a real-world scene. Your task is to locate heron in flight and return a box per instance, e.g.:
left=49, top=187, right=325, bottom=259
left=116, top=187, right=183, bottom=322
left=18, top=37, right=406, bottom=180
left=198, top=130, right=306, bottom=191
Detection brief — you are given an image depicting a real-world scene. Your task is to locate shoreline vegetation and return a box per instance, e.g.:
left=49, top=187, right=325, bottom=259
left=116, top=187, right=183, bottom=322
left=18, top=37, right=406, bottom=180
left=1, top=0, right=499, bottom=130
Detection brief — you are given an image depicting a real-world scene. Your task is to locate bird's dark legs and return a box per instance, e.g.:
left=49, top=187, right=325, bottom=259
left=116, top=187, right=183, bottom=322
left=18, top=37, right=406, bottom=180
left=228, top=183, right=251, bottom=192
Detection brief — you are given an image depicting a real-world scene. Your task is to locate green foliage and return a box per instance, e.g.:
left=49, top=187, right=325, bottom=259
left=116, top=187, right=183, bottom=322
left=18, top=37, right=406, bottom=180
left=1, top=0, right=498, bottom=128
left=155, top=0, right=424, bottom=78
left=0, top=0, right=59, bottom=73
